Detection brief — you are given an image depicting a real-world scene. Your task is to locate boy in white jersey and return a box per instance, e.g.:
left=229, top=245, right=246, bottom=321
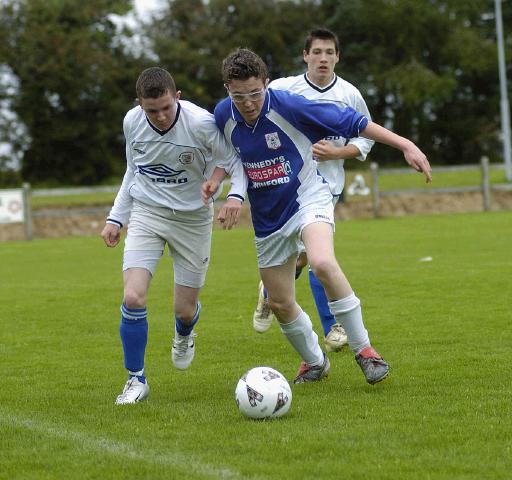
left=101, top=67, right=246, bottom=404
left=252, top=28, right=374, bottom=353
left=206, top=49, right=431, bottom=385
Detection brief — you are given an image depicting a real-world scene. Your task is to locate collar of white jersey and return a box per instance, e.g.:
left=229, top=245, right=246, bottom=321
left=230, top=90, right=271, bottom=127
left=145, top=102, right=181, bottom=136
left=304, top=73, right=338, bottom=93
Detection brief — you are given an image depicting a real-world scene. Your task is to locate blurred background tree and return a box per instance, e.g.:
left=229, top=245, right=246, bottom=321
left=324, top=0, right=510, bottom=165
left=0, top=0, right=511, bottom=185
left=0, top=0, right=145, bottom=185
left=145, top=0, right=326, bottom=109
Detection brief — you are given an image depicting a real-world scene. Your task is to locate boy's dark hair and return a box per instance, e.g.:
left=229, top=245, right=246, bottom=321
left=304, top=28, right=340, bottom=54
left=222, top=48, right=268, bottom=84
left=136, top=67, right=176, bottom=99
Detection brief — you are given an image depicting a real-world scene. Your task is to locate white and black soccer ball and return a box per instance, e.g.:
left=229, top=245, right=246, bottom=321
left=235, top=367, right=292, bottom=419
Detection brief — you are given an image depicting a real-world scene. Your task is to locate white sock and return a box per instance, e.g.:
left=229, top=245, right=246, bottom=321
left=328, top=293, right=370, bottom=353
left=280, top=310, right=324, bottom=366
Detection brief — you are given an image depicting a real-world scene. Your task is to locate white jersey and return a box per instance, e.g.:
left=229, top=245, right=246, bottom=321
left=269, top=73, right=373, bottom=196
left=107, top=100, right=247, bottom=227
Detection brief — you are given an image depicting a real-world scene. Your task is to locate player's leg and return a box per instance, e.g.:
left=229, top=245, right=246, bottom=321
left=295, top=251, right=308, bottom=278
left=172, top=283, right=201, bottom=370
left=260, top=257, right=329, bottom=384
left=167, top=206, right=213, bottom=370
left=308, top=268, right=348, bottom=351
left=252, top=249, right=308, bottom=333
left=116, top=260, right=158, bottom=405
left=115, top=202, right=166, bottom=404
left=302, top=221, right=389, bottom=384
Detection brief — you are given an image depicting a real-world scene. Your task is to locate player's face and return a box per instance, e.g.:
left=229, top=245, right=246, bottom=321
left=139, top=90, right=181, bottom=131
left=303, top=38, right=339, bottom=86
left=226, top=77, right=267, bottom=125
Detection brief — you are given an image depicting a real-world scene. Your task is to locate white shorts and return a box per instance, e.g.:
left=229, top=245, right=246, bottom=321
left=255, top=201, right=335, bottom=268
left=123, top=200, right=213, bottom=288
left=296, top=194, right=339, bottom=254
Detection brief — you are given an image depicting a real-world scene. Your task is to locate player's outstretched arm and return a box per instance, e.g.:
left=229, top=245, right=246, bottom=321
left=101, top=223, right=121, bottom=248
left=361, top=121, right=432, bottom=183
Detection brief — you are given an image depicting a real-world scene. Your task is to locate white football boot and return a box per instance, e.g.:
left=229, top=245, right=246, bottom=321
left=172, top=331, right=196, bottom=370
left=253, top=281, right=274, bottom=333
left=115, top=376, right=150, bottom=405
left=324, top=323, right=348, bottom=352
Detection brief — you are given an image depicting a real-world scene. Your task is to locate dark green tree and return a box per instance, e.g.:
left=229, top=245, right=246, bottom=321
left=0, top=0, right=145, bottom=185
left=145, top=0, right=327, bottom=110
left=324, top=0, right=512, bottom=166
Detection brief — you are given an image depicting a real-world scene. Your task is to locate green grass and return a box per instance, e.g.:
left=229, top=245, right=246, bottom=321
left=1, top=211, right=511, bottom=479
left=30, top=191, right=118, bottom=209
left=345, top=165, right=509, bottom=192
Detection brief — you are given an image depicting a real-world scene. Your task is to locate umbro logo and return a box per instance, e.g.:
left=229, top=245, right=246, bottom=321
left=138, top=164, right=185, bottom=177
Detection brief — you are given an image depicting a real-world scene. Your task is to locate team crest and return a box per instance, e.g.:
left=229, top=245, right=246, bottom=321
left=178, top=151, right=194, bottom=165
left=265, top=132, right=281, bottom=150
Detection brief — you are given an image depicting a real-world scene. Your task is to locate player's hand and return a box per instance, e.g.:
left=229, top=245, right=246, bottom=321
left=312, top=140, right=340, bottom=161
left=403, top=141, right=432, bottom=183
left=217, top=198, right=242, bottom=230
left=101, top=223, right=121, bottom=247
left=202, top=180, right=221, bottom=205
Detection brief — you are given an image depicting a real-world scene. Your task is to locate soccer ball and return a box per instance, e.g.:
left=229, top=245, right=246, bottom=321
left=235, top=367, right=292, bottom=419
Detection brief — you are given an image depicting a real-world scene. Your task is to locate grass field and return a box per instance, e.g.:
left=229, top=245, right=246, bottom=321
left=1, top=211, right=511, bottom=479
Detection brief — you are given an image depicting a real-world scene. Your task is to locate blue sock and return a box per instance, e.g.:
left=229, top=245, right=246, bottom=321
left=120, top=304, right=148, bottom=378
left=309, top=270, right=336, bottom=336
left=175, top=302, right=201, bottom=336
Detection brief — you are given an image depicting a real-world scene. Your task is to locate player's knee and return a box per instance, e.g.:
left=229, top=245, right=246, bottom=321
left=123, top=289, right=146, bottom=309
left=309, top=257, right=337, bottom=283
left=267, top=296, right=294, bottom=317
left=174, top=303, right=197, bottom=323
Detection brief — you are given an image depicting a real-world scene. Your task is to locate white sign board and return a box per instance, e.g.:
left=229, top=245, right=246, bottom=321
left=0, top=189, right=24, bottom=224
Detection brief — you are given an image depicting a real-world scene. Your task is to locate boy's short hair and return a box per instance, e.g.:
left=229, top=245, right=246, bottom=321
left=136, top=67, right=176, bottom=99
left=304, top=28, right=340, bottom=54
left=222, top=48, right=268, bottom=84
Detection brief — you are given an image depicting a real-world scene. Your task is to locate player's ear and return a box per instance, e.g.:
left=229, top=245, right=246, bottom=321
left=303, top=50, right=308, bottom=62
left=175, top=90, right=182, bottom=101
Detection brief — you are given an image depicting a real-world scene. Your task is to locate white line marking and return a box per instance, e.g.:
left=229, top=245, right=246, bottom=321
left=1, top=409, right=242, bottom=479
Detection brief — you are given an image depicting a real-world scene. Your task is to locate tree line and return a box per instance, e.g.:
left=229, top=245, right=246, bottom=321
left=0, top=0, right=511, bottom=186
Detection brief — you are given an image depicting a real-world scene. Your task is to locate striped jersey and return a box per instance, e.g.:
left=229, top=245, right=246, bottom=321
left=107, top=100, right=246, bottom=227
left=269, top=73, right=374, bottom=196
left=214, top=89, right=368, bottom=237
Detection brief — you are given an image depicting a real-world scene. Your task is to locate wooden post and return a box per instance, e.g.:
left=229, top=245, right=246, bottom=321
left=480, top=156, right=490, bottom=211
left=22, top=182, right=33, bottom=240
left=370, top=162, right=380, bottom=218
